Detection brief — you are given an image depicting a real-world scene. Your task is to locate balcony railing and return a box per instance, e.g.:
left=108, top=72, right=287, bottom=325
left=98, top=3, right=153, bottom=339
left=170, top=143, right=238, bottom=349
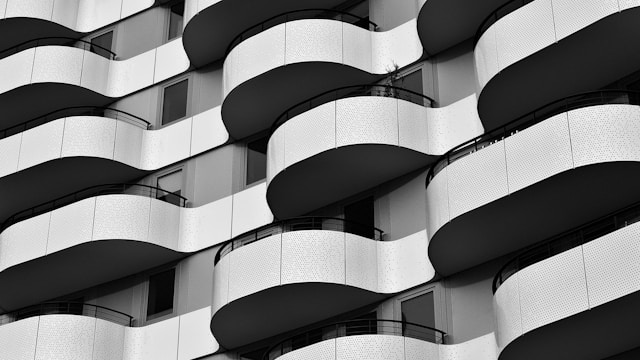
left=214, top=217, right=384, bottom=265
left=0, top=302, right=133, bottom=327
left=0, top=37, right=117, bottom=60
left=1, top=184, right=187, bottom=233
left=475, top=0, right=535, bottom=44
left=0, top=106, right=150, bottom=140
left=426, top=90, right=640, bottom=187
left=493, top=199, right=640, bottom=293
left=226, top=9, right=378, bottom=56
left=271, top=84, right=435, bottom=135
left=264, top=319, right=446, bottom=360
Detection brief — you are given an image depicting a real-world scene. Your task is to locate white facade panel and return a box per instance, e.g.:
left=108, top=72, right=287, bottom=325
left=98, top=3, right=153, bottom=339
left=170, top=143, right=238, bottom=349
left=179, top=196, right=232, bottom=252
left=493, top=273, right=522, bottom=351
left=0, top=133, right=21, bottom=178
left=551, top=0, right=618, bottom=41
left=285, top=20, right=343, bottom=65
left=228, top=234, right=281, bottom=303
left=281, top=230, right=346, bottom=285
left=398, top=100, right=429, bottom=154
left=335, top=96, right=398, bottom=147
left=278, top=338, right=336, bottom=360
left=60, top=116, right=117, bottom=160
left=75, top=0, right=122, bottom=33
left=283, top=101, right=336, bottom=168
left=230, top=182, right=273, bottom=238
left=177, top=307, right=218, bottom=360
left=92, top=195, right=151, bottom=242
left=0, top=212, right=50, bottom=272
left=107, top=49, right=156, bottom=97
left=4, top=0, right=53, bottom=19
left=404, top=337, right=440, bottom=360
left=190, top=107, right=229, bottom=156
left=122, top=317, right=179, bottom=360
left=426, top=167, right=450, bottom=240
left=34, top=315, right=96, bottom=360
left=17, top=118, right=64, bottom=171
left=211, top=255, right=230, bottom=314
left=336, top=335, right=404, bottom=360
left=80, top=50, right=110, bottom=94
left=140, top=118, right=192, bottom=170
left=93, top=318, right=126, bottom=360
left=371, top=19, right=422, bottom=73
left=345, top=233, right=378, bottom=292
left=0, top=316, right=38, bottom=360
left=47, top=197, right=96, bottom=255
left=31, top=46, right=84, bottom=85
left=0, top=48, right=34, bottom=94
left=377, top=230, right=433, bottom=293
left=113, top=121, right=144, bottom=168
left=154, top=39, right=191, bottom=83
left=148, top=198, right=181, bottom=250
left=474, top=26, right=499, bottom=90
left=342, top=23, right=373, bottom=72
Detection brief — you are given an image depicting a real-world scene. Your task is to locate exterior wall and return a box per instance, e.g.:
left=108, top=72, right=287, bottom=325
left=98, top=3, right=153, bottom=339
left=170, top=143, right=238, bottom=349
left=112, top=7, right=166, bottom=60
left=370, top=0, right=422, bottom=31
left=434, top=40, right=476, bottom=107
left=377, top=169, right=429, bottom=241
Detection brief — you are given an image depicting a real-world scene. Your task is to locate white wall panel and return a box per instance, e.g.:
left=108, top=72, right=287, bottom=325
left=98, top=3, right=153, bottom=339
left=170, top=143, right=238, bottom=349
left=427, top=95, right=484, bottom=155
left=336, top=335, right=404, bottom=360
left=377, top=230, right=433, bottom=293
left=0, top=133, right=21, bottom=178
left=0, top=48, right=34, bottom=94
left=51, top=0, right=79, bottom=29
left=228, top=234, right=281, bottom=302
left=148, top=198, right=181, bottom=250
left=5, top=0, right=53, bottom=19
left=398, top=100, right=429, bottom=154
left=518, top=247, right=589, bottom=333
left=345, top=234, right=378, bottom=292
left=371, top=19, right=422, bottom=73
left=336, top=97, right=398, bottom=147
left=551, top=0, right=618, bottom=41
left=0, top=212, right=50, bottom=271
left=569, top=105, right=640, bottom=167
left=230, top=182, right=273, bottom=237
left=122, top=317, right=179, bottom=360
left=107, top=49, right=156, bottom=97
left=279, top=338, right=336, bottom=360
left=177, top=307, right=218, bottom=360
left=439, top=333, right=497, bottom=360
left=121, top=0, right=155, bottom=19
left=267, top=126, right=285, bottom=183
left=619, top=0, right=640, bottom=10
left=493, top=273, right=522, bottom=351
left=190, top=107, right=229, bottom=156
left=281, top=230, right=346, bottom=284
left=35, top=315, right=96, bottom=360
left=47, top=197, right=96, bottom=254
left=75, top=0, right=121, bottom=32
left=474, top=26, right=499, bottom=90
left=583, top=225, right=640, bottom=308
left=446, top=142, right=508, bottom=219
left=17, top=118, right=64, bottom=171
left=113, top=121, right=144, bottom=168
left=405, top=337, right=439, bottom=360
left=285, top=20, right=343, bottom=65
left=342, top=24, right=372, bottom=71
left=80, top=51, right=110, bottom=94
left=284, top=101, right=336, bottom=168
left=0, top=316, right=38, bottom=360
left=211, top=255, right=230, bottom=314
left=426, top=167, right=450, bottom=240
left=179, top=196, right=232, bottom=252
left=61, top=116, right=117, bottom=159
left=140, top=118, right=192, bottom=170
left=31, top=46, right=84, bottom=85
left=154, top=39, right=191, bottom=83
left=93, top=318, right=126, bottom=360
left=504, top=113, right=573, bottom=193
left=495, top=0, right=555, bottom=72
left=92, top=195, right=150, bottom=242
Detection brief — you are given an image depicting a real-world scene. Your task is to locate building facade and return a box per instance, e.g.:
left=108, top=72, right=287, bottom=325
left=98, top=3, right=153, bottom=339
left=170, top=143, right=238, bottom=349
left=0, top=0, right=638, bottom=359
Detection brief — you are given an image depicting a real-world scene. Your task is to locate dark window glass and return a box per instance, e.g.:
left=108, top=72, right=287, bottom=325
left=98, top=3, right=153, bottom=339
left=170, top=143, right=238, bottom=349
left=90, top=31, right=113, bottom=59
left=147, top=268, right=176, bottom=318
left=162, top=79, right=189, bottom=125
left=344, top=197, right=374, bottom=238
left=401, top=292, right=436, bottom=341
left=246, top=137, right=268, bottom=185
left=157, top=170, right=183, bottom=206
left=400, top=69, right=424, bottom=104
left=168, top=2, right=185, bottom=40
left=346, top=311, right=377, bottom=336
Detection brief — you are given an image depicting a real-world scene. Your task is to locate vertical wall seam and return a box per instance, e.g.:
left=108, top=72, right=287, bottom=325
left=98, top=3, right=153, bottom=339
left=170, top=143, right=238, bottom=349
left=566, top=113, right=576, bottom=169
left=550, top=0, right=559, bottom=42
left=90, top=318, right=98, bottom=360
left=32, top=317, right=41, bottom=360
left=16, top=133, right=24, bottom=173
left=580, top=246, right=592, bottom=309
left=79, top=47, right=85, bottom=87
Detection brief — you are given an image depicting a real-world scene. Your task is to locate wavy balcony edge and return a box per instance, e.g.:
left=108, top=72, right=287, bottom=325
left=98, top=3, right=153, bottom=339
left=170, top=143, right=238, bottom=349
left=426, top=96, right=640, bottom=275
left=267, top=92, right=482, bottom=218
left=211, top=229, right=434, bottom=349
left=475, top=0, right=640, bottom=128
left=221, top=17, right=423, bottom=139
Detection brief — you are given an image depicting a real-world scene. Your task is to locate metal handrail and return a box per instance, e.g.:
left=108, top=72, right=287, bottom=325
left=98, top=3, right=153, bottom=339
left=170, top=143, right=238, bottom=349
left=474, top=0, right=535, bottom=45
left=264, top=319, right=446, bottom=360
left=271, top=84, right=436, bottom=135
left=425, top=90, right=640, bottom=187
left=0, top=36, right=117, bottom=60
left=493, top=198, right=640, bottom=293
left=214, top=217, right=384, bottom=265
left=0, top=106, right=150, bottom=140
left=225, top=8, right=378, bottom=56
left=1, top=183, right=188, bottom=233
left=0, top=302, right=133, bottom=327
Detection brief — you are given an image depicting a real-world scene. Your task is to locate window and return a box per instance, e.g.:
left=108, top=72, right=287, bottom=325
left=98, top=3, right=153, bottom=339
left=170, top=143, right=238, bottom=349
left=167, top=1, right=185, bottom=41
left=156, top=170, right=183, bottom=206
left=161, top=79, right=189, bottom=125
left=344, top=197, right=375, bottom=238
left=90, top=31, right=113, bottom=59
left=146, top=268, right=176, bottom=320
left=401, top=292, right=436, bottom=341
left=246, top=136, right=268, bottom=185
left=399, top=69, right=423, bottom=95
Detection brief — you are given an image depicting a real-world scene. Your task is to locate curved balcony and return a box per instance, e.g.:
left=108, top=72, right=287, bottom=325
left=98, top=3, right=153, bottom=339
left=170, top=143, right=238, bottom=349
left=0, top=0, right=153, bottom=53
left=0, top=301, right=133, bottom=326
left=182, top=1, right=348, bottom=67
left=475, top=0, right=640, bottom=129
left=265, top=319, right=445, bottom=360
left=0, top=38, right=189, bottom=125
left=494, top=210, right=640, bottom=359
left=0, top=306, right=217, bottom=360
left=426, top=91, right=640, bottom=276
left=0, top=182, right=273, bottom=312
left=417, top=0, right=508, bottom=56
left=222, top=16, right=423, bottom=139
left=0, top=106, right=226, bottom=224
left=211, top=221, right=433, bottom=349
left=0, top=37, right=116, bottom=61
left=267, top=86, right=482, bottom=218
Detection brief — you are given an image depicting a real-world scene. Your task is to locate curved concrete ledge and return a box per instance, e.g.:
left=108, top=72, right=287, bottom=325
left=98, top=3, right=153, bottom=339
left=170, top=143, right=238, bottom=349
left=182, top=0, right=346, bottom=67
left=475, top=1, right=640, bottom=129
left=495, top=221, right=640, bottom=359
left=417, top=0, right=507, bottom=55
left=0, top=106, right=228, bottom=223
left=0, top=183, right=273, bottom=311
left=267, top=95, right=482, bottom=218
left=0, top=38, right=189, bottom=125
left=211, top=229, right=434, bottom=349
left=278, top=333, right=497, bottom=360
left=427, top=104, right=640, bottom=276
left=0, top=0, right=154, bottom=53
left=222, top=18, right=422, bottom=139
left=0, top=306, right=217, bottom=360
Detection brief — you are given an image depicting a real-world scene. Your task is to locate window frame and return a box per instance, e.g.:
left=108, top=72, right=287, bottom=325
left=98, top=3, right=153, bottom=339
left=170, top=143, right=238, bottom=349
left=143, top=266, right=179, bottom=324
left=155, top=166, right=186, bottom=206
left=165, top=0, right=186, bottom=42
left=243, top=133, right=270, bottom=188
left=87, top=27, right=116, bottom=59
left=158, top=75, right=192, bottom=127
left=393, top=283, right=443, bottom=334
